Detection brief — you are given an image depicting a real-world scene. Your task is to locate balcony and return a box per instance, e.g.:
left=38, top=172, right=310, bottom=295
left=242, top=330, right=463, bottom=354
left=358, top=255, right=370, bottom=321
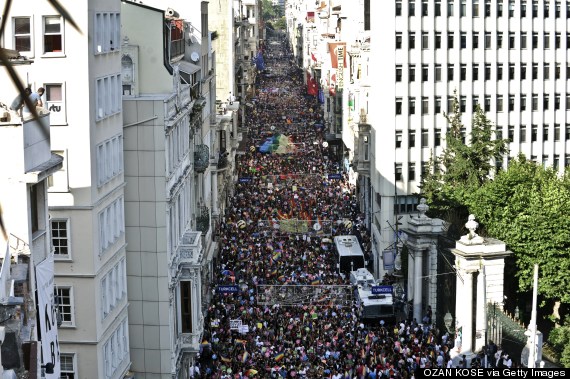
left=248, top=17, right=256, bottom=25
left=177, top=231, right=202, bottom=266
left=354, top=122, right=371, bottom=176
left=212, top=151, right=229, bottom=171
left=194, top=144, right=209, bottom=173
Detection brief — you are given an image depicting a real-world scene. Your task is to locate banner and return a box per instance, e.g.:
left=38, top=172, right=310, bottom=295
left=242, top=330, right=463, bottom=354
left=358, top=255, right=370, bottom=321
left=328, top=42, right=347, bottom=68
left=36, top=255, right=60, bottom=378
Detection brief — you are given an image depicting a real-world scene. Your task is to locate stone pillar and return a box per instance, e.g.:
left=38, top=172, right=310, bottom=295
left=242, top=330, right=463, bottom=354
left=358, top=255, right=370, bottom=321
left=475, top=267, right=487, bottom=352
left=462, top=270, right=474, bottom=354
left=455, top=267, right=464, bottom=344
left=211, top=172, right=218, bottom=215
left=413, top=249, right=423, bottom=322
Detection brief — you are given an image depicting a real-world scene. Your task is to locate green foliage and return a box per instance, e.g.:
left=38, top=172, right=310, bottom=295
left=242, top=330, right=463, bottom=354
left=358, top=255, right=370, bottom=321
left=548, top=317, right=570, bottom=367
left=467, top=155, right=570, bottom=303
left=419, top=91, right=508, bottom=217
left=262, top=0, right=281, bottom=21
left=273, top=17, right=287, bottom=30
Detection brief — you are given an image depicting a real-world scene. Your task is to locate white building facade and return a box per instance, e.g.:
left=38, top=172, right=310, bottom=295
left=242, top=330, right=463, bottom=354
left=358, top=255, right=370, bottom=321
left=0, top=1, right=131, bottom=378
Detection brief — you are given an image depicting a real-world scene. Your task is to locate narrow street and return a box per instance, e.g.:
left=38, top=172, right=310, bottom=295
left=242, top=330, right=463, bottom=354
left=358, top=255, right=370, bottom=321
left=197, top=34, right=451, bottom=379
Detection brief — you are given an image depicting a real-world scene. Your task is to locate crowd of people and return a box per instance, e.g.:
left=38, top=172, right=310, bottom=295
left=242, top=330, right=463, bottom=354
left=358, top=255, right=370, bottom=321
left=195, top=36, right=484, bottom=379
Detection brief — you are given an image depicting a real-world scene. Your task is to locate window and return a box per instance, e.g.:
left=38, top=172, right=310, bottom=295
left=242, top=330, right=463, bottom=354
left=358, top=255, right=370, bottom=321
left=532, top=94, right=538, bottom=110
left=94, top=12, right=120, bottom=54
left=485, top=32, right=491, bottom=48
left=473, top=0, right=480, bottom=16
left=103, top=318, right=129, bottom=378
left=101, top=259, right=127, bottom=319
left=435, top=96, right=442, bottom=113
left=532, top=0, right=538, bottom=17
left=422, top=32, right=429, bottom=48
left=180, top=281, right=193, bottom=332
left=448, top=0, right=455, bottom=15
left=485, top=0, right=491, bottom=16
left=97, top=134, right=123, bottom=187
left=435, top=32, right=442, bottom=48
left=554, top=155, right=560, bottom=170
left=43, top=16, right=63, bottom=54
left=448, top=32, right=454, bottom=48
left=509, top=32, right=515, bottom=48
left=435, top=64, right=442, bottom=81
left=409, top=162, right=416, bottom=181
left=448, top=96, right=454, bottom=112
left=531, top=125, right=538, bottom=141
left=409, top=64, right=416, bottom=82
left=461, top=0, right=467, bottom=16
left=460, top=96, right=467, bottom=112
left=43, top=83, right=66, bottom=125
left=556, top=33, right=561, bottom=48
left=409, top=97, right=416, bottom=114
left=422, top=129, right=429, bottom=147
left=409, top=129, right=416, bottom=147
left=473, top=96, right=479, bottom=111
left=508, top=95, right=515, bottom=111
left=472, top=32, right=479, bottom=48
left=521, top=95, right=527, bottom=110
left=521, top=63, right=527, bottom=79
left=497, top=32, right=503, bottom=48
left=567, top=124, right=570, bottom=140
left=396, top=130, right=403, bottom=147
left=509, top=0, right=515, bottom=16
left=422, top=0, right=429, bottom=15
left=435, top=128, right=442, bottom=145
left=421, top=161, right=429, bottom=176
left=396, top=32, right=403, bottom=49
left=532, top=32, right=538, bottom=48
left=497, top=0, right=503, bottom=16
left=13, top=17, right=31, bottom=53
left=98, top=197, right=125, bottom=254
left=554, top=124, right=561, bottom=140
left=567, top=94, right=570, bottom=109
left=497, top=64, right=503, bottom=80
left=435, top=0, right=442, bottom=15
left=532, top=63, right=538, bottom=79
left=555, top=63, right=561, bottom=79
left=396, top=98, right=403, bottom=114
left=555, top=94, right=560, bottom=109
left=51, top=219, right=70, bottom=257
left=544, top=1, right=550, bottom=16
left=544, top=32, right=550, bottom=49
left=509, top=64, right=515, bottom=80
left=544, top=94, right=549, bottom=110
left=422, top=64, right=429, bottom=81
left=461, top=64, right=467, bottom=80
left=96, top=74, right=122, bottom=121
left=521, top=0, right=527, bottom=16
left=409, top=32, right=416, bottom=48
left=508, top=125, right=515, bottom=141
left=473, top=64, right=479, bottom=80
left=395, top=163, right=403, bottom=181
left=448, top=64, right=454, bottom=80
left=409, top=0, right=416, bottom=16
left=497, top=95, right=504, bottom=111
left=461, top=32, right=467, bottom=48
left=567, top=154, right=570, bottom=168
left=396, top=0, right=403, bottom=15
left=543, top=124, right=549, bottom=141
left=521, top=32, right=527, bottom=48
left=555, top=0, right=561, bottom=17
left=485, top=64, right=491, bottom=80
left=55, top=286, right=74, bottom=326
left=60, top=353, right=76, bottom=379
left=396, top=65, right=402, bottom=82
left=496, top=126, right=503, bottom=140
left=520, top=125, right=527, bottom=142
left=422, top=97, right=429, bottom=114
left=395, top=196, right=419, bottom=214
left=484, top=95, right=491, bottom=111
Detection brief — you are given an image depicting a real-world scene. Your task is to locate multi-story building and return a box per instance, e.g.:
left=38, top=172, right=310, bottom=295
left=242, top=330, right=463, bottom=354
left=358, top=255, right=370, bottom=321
left=0, top=1, right=131, bottom=378
left=0, top=89, right=62, bottom=378
left=121, top=1, right=233, bottom=377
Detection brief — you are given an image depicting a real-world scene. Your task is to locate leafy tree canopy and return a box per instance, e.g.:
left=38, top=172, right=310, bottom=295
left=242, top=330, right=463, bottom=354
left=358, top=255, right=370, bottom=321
left=467, top=155, right=570, bottom=303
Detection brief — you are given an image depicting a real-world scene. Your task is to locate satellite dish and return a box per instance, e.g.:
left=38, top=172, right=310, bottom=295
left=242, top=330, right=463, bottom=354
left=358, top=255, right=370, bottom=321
left=190, top=52, right=199, bottom=62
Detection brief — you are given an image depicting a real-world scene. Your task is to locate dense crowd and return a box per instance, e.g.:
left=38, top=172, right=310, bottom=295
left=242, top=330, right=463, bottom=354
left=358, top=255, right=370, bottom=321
left=195, top=36, right=476, bottom=379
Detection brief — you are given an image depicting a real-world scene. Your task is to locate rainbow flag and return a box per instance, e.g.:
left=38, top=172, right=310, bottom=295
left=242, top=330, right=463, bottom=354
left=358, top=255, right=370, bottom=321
left=274, top=352, right=285, bottom=362
left=235, top=339, right=247, bottom=345
left=272, top=251, right=282, bottom=261
left=245, top=369, right=258, bottom=376
left=311, top=279, right=321, bottom=285
left=242, top=351, right=250, bottom=363
left=221, top=356, right=232, bottom=363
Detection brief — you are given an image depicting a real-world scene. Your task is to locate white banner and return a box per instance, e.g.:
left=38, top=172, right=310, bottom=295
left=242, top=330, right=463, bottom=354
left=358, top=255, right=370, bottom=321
left=36, top=255, right=60, bottom=378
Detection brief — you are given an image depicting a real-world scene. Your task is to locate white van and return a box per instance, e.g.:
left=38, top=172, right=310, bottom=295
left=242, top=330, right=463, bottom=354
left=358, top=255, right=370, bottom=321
left=333, top=235, right=366, bottom=277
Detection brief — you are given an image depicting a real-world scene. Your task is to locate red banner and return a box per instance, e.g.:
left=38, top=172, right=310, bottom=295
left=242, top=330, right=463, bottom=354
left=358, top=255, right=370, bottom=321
left=328, top=42, right=347, bottom=68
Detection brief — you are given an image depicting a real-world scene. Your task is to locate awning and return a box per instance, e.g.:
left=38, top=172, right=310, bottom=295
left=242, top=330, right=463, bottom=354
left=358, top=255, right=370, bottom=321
left=177, top=60, right=200, bottom=75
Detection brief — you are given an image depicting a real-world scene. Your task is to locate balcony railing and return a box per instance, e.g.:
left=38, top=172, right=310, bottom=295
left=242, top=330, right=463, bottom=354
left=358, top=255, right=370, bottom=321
left=195, top=204, right=210, bottom=234
left=194, top=144, right=209, bottom=173
left=176, top=231, right=202, bottom=266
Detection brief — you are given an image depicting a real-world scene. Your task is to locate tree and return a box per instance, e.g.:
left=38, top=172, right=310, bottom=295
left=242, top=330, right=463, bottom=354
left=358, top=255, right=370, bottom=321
left=548, top=316, right=570, bottom=367
left=419, top=91, right=508, bottom=217
left=467, top=156, right=570, bottom=306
